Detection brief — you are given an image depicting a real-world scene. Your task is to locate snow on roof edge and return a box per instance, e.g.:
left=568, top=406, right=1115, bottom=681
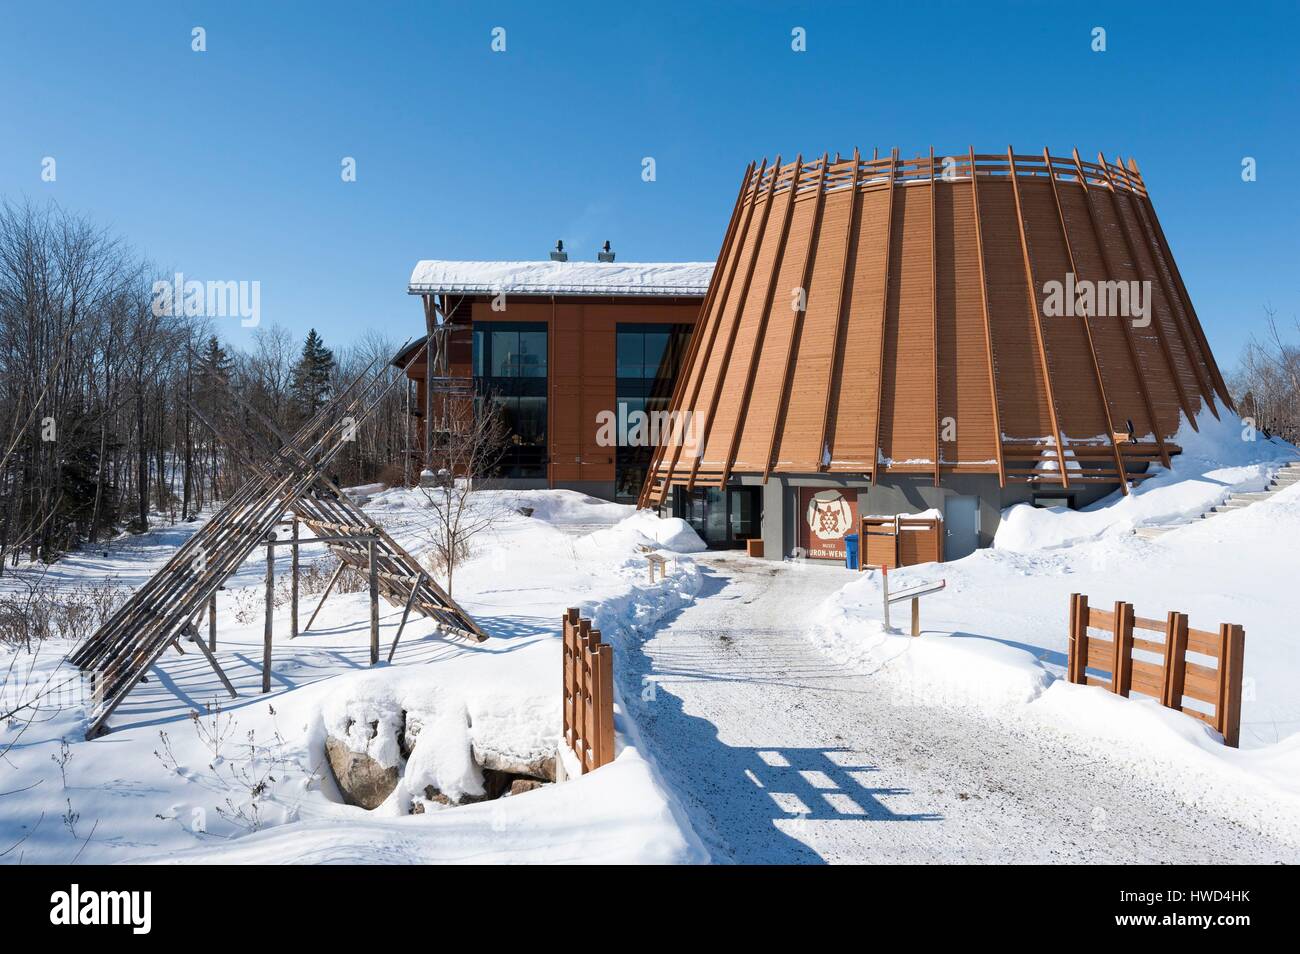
left=407, top=259, right=714, bottom=297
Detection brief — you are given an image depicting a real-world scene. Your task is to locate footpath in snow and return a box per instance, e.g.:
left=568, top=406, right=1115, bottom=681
left=623, top=552, right=1299, bottom=863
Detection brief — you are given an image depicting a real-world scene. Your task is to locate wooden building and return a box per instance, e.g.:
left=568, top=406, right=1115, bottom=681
left=640, top=149, right=1233, bottom=560
left=395, top=257, right=709, bottom=501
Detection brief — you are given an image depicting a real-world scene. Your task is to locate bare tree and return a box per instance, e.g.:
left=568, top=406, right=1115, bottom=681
left=1232, top=305, right=1300, bottom=446
left=0, top=201, right=421, bottom=569
left=417, top=397, right=510, bottom=596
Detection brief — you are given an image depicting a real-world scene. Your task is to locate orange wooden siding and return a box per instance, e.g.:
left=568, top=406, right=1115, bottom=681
left=644, top=150, right=1230, bottom=504
left=466, top=299, right=698, bottom=486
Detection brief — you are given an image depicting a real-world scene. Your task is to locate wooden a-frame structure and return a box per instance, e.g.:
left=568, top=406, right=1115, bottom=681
left=71, top=340, right=485, bottom=739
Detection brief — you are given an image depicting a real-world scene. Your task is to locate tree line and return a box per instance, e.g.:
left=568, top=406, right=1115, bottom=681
left=0, top=200, right=413, bottom=568
left=1231, top=306, right=1300, bottom=447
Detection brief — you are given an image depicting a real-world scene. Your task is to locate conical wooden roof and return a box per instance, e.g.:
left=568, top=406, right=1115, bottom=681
left=642, top=148, right=1230, bottom=505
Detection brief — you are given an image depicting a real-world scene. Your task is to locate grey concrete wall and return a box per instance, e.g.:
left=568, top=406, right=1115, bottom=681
left=745, top=471, right=1129, bottom=559
left=740, top=473, right=872, bottom=560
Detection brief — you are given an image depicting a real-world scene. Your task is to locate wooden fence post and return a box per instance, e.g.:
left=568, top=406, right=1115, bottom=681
left=1218, top=622, right=1245, bottom=748
left=290, top=517, right=299, bottom=640
left=1111, top=600, right=1134, bottom=696
left=1161, top=611, right=1188, bottom=709
left=575, top=618, right=590, bottom=770
left=587, top=628, right=603, bottom=772
left=597, top=643, right=614, bottom=768
left=563, top=608, right=579, bottom=753
left=368, top=539, right=379, bottom=665
left=910, top=597, right=920, bottom=637
left=263, top=532, right=275, bottom=694
left=1067, top=593, right=1088, bottom=684
left=560, top=610, right=616, bottom=774
left=1069, top=594, right=1245, bottom=749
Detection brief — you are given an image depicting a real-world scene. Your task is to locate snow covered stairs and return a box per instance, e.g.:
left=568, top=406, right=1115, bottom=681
left=1134, top=461, right=1300, bottom=539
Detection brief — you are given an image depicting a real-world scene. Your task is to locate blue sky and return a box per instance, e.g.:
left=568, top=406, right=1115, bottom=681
left=1, top=1, right=1296, bottom=368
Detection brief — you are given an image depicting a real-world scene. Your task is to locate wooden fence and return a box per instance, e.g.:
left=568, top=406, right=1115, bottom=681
left=1067, top=594, right=1245, bottom=747
left=562, top=608, right=615, bottom=773
left=859, top=515, right=944, bottom=569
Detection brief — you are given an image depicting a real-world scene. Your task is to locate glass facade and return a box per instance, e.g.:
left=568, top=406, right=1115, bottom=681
left=614, top=323, right=692, bottom=500
left=472, top=322, right=547, bottom=479
left=675, top=486, right=761, bottom=549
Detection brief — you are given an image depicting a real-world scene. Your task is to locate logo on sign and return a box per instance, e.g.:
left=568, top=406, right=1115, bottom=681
left=805, top=491, right=852, bottom=540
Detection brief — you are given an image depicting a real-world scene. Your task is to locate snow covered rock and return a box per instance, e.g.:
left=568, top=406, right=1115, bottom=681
left=325, top=733, right=402, bottom=810
left=471, top=742, right=556, bottom=782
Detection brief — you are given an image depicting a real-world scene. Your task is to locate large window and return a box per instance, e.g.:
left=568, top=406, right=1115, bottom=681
left=473, top=322, right=547, bottom=479
left=614, top=323, right=692, bottom=500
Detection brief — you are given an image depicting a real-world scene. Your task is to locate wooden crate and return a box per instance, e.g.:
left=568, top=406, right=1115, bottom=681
left=859, top=515, right=944, bottom=569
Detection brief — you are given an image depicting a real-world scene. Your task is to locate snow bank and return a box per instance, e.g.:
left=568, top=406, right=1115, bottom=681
left=1029, top=683, right=1300, bottom=841
left=583, top=510, right=707, bottom=554
left=808, top=475, right=1300, bottom=841
left=812, top=571, right=1053, bottom=712
left=995, top=408, right=1297, bottom=552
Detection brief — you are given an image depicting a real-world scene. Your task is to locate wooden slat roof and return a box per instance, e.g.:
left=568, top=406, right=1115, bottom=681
left=640, top=148, right=1232, bottom=506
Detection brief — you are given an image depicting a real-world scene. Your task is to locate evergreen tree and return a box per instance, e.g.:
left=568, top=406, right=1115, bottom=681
left=289, top=329, right=335, bottom=421
left=197, top=335, right=232, bottom=397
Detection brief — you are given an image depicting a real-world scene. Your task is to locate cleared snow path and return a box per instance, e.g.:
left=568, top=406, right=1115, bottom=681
left=623, top=552, right=1299, bottom=864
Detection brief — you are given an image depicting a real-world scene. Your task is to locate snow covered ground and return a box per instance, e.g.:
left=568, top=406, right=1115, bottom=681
left=807, top=410, right=1300, bottom=848
left=0, top=490, right=709, bottom=864
left=628, top=552, right=1297, bottom=862
left=1, top=408, right=1295, bottom=864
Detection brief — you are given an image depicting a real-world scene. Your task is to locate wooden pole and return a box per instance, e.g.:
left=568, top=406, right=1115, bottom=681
left=1217, top=623, right=1245, bottom=748
left=423, top=297, right=435, bottom=474
left=290, top=517, right=299, bottom=639
left=596, top=643, right=614, bottom=769
left=639, top=161, right=755, bottom=507
left=869, top=149, right=899, bottom=485
left=1042, top=147, right=1129, bottom=495
left=685, top=156, right=782, bottom=491
left=185, top=623, right=237, bottom=699
left=969, top=147, right=1006, bottom=487
left=1067, top=593, right=1079, bottom=682
left=1111, top=601, right=1134, bottom=696
left=575, top=618, right=591, bottom=771
left=929, top=146, right=940, bottom=488
left=1006, top=147, right=1070, bottom=486
left=1162, top=611, right=1188, bottom=709
left=717, top=154, right=804, bottom=490
left=303, top=560, right=345, bottom=634
left=762, top=153, right=829, bottom=478
left=814, top=148, right=861, bottom=473
left=910, top=596, right=920, bottom=637
left=1095, top=151, right=1198, bottom=431
left=368, top=539, right=379, bottom=665
left=386, top=574, right=423, bottom=663
left=208, top=592, right=216, bottom=652
left=263, top=531, right=275, bottom=694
